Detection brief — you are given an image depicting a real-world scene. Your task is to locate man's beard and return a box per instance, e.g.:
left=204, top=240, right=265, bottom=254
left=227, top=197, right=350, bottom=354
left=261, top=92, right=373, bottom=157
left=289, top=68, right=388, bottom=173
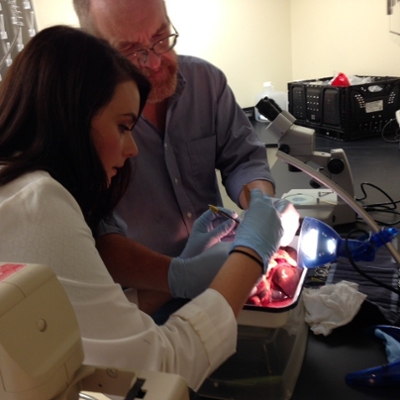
left=142, top=56, right=178, bottom=104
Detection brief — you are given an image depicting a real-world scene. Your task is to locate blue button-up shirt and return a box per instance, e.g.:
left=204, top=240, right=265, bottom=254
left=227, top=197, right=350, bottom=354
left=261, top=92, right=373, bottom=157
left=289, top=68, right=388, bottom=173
left=100, top=55, right=275, bottom=256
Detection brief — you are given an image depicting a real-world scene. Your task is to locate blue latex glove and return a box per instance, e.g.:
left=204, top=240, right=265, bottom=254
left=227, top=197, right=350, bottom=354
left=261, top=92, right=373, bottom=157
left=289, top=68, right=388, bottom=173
left=232, top=189, right=283, bottom=273
left=375, top=328, right=400, bottom=363
left=168, top=242, right=231, bottom=298
left=179, top=208, right=238, bottom=259
left=345, top=326, right=400, bottom=387
left=272, top=197, right=300, bottom=247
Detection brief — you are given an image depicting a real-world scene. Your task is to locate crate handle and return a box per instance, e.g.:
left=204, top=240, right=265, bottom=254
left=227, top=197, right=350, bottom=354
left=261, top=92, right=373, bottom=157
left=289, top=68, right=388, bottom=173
left=368, top=85, right=383, bottom=93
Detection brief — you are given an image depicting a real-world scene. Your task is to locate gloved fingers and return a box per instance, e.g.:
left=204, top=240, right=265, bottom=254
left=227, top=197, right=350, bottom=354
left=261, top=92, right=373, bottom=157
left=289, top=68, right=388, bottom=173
left=249, top=188, right=272, bottom=206
left=211, top=218, right=237, bottom=241
left=232, top=189, right=283, bottom=273
left=248, top=190, right=280, bottom=225
left=179, top=211, right=215, bottom=259
left=221, top=230, right=237, bottom=243
left=277, top=201, right=300, bottom=247
left=193, top=219, right=237, bottom=251
left=179, top=208, right=238, bottom=259
left=273, top=198, right=291, bottom=214
left=196, top=207, right=239, bottom=230
left=375, top=328, right=400, bottom=364
left=194, top=209, right=216, bottom=231
left=195, top=207, right=238, bottom=237
left=169, top=242, right=231, bottom=298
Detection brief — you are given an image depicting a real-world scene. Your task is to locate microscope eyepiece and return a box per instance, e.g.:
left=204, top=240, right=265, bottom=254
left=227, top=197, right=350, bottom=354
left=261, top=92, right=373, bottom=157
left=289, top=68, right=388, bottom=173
left=255, top=96, right=282, bottom=122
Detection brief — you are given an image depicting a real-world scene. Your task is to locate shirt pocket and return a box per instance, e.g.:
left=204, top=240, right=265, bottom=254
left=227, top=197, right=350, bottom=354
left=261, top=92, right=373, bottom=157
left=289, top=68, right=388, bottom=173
left=186, top=135, right=216, bottom=192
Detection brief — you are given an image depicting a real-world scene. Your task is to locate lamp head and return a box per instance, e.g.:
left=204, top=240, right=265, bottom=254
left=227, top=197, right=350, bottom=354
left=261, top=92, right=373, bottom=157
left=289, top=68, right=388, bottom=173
left=297, top=217, right=400, bottom=269
left=297, top=217, right=341, bottom=268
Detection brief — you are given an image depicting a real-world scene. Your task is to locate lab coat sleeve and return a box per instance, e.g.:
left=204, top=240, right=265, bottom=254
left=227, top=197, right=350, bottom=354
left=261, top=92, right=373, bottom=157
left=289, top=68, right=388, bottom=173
left=0, top=171, right=237, bottom=390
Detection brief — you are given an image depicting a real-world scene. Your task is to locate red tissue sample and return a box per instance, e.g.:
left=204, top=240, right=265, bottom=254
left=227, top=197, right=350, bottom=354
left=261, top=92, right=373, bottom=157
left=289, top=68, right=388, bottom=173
left=246, top=247, right=302, bottom=308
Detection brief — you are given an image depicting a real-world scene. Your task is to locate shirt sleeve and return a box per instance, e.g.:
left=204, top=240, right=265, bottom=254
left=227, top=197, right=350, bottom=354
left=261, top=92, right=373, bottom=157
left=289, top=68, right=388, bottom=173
left=213, top=70, right=276, bottom=203
left=0, top=172, right=237, bottom=390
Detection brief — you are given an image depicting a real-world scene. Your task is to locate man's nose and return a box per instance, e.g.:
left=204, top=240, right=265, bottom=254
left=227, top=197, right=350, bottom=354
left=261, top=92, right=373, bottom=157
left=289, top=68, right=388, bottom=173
left=142, top=49, right=162, bottom=70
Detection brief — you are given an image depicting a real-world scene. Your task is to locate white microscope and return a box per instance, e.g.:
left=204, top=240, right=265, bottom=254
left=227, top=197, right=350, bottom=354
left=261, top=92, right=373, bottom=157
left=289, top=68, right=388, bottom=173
left=256, top=97, right=356, bottom=226
left=0, top=262, right=189, bottom=400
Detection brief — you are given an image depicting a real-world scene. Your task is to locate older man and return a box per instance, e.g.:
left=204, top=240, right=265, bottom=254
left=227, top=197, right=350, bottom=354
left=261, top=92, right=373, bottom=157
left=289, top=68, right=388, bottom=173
left=73, top=0, right=298, bottom=309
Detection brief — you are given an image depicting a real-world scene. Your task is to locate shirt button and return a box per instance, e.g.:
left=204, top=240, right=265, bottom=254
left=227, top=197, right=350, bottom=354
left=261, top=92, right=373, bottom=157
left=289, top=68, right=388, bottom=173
left=164, top=143, right=168, bottom=149
left=187, top=212, right=192, bottom=219
left=174, top=178, right=179, bottom=185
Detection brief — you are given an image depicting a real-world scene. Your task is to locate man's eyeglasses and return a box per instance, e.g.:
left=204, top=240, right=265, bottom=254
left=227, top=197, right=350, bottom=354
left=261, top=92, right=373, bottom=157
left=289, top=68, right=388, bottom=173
left=127, top=24, right=179, bottom=65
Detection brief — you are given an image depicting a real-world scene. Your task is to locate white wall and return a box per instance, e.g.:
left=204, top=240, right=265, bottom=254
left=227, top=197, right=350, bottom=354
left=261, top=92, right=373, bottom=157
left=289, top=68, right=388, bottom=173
left=30, top=0, right=400, bottom=106
left=291, top=0, right=400, bottom=80
left=31, top=0, right=292, bottom=107
left=166, top=0, right=292, bottom=107
left=32, top=0, right=79, bottom=28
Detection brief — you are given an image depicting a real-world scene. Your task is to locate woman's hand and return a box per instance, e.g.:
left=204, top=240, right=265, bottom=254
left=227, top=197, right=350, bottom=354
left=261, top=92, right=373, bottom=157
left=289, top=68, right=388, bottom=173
left=179, top=207, right=238, bottom=259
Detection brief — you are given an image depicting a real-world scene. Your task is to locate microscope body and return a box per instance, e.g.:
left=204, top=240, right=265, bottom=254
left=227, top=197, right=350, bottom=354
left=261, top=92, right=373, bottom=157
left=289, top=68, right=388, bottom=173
left=257, top=99, right=356, bottom=226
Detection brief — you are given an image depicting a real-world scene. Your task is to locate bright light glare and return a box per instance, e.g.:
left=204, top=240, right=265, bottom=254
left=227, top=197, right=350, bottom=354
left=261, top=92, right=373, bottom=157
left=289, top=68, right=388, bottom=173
left=327, top=238, right=337, bottom=255
left=301, top=228, right=319, bottom=260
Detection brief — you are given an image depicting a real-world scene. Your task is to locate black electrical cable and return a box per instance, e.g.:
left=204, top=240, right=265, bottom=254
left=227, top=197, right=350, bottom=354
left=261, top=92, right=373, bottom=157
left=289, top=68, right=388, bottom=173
left=380, top=118, right=400, bottom=143
left=355, top=214, right=400, bottom=228
left=344, top=228, right=400, bottom=295
left=354, top=182, right=400, bottom=226
left=356, top=182, right=396, bottom=206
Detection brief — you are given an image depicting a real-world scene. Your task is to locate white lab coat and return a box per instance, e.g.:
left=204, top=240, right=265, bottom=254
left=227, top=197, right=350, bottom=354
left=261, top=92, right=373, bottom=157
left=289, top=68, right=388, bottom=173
left=0, top=170, right=237, bottom=390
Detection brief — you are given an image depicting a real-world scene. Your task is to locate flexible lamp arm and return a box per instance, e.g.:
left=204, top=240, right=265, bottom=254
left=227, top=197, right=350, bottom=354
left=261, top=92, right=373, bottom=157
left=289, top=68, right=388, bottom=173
left=277, top=150, right=400, bottom=266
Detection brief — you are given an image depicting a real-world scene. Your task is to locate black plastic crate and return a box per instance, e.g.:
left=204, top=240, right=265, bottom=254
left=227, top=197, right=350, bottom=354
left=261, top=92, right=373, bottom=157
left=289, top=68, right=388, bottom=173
left=288, top=76, right=400, bottom=141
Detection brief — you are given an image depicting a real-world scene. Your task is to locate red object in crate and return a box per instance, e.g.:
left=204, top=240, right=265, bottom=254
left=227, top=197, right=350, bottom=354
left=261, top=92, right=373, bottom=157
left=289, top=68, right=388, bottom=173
left=331, top=72, right=350, bottom=87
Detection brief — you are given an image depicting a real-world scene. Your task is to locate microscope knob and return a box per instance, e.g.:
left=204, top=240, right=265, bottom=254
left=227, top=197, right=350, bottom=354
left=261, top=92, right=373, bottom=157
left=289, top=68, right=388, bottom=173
left=278, top=144, right=290, bottom=154
left=309, top=179, right=321, bottom=189
left=278, top=144, right=301, bottom=172
left=327, top=158, right=345, bottom=174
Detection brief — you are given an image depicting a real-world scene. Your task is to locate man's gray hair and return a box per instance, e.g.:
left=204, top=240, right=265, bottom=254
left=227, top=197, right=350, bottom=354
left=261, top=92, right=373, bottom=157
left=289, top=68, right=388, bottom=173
left=73, top=0, right=169, bottom=37
left=73, top=0, right=99, bottom=35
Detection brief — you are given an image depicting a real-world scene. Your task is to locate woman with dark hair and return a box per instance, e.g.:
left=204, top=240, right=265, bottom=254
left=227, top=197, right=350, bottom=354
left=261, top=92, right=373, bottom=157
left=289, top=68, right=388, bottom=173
left=0, top=24, right=150, bottom=234
left=0, top=25, right=283, bottom=392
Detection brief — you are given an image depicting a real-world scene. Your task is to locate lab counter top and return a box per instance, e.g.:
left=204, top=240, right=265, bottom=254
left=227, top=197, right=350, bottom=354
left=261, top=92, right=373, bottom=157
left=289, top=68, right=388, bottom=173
left=291, top=302, right=399, bottom=400
left=256, top=122, right=400, bottom=399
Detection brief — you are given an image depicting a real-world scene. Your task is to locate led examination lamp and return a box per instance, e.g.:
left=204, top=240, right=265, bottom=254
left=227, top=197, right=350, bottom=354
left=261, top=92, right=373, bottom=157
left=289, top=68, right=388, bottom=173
left=297, top=217, right=400, bottom=269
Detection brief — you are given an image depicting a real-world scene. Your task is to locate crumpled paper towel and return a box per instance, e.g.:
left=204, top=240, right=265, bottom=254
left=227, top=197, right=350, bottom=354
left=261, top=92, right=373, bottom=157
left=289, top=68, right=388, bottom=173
left=302, top=280, right=367, bottom=336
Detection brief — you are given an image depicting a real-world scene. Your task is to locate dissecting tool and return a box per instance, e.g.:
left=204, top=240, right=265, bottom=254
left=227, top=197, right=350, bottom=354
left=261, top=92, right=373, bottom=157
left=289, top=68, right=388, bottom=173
left=208, top=204, right=241, bottom=224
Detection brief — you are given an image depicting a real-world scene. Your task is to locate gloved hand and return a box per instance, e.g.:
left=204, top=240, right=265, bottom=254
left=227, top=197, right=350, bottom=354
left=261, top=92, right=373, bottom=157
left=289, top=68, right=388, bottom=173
left=232, top=189, right=283, bottom=273
left=375, top=328, right=400, bottom=364
left=179, top=208, right=238, bottom=259
left=272, top=198, right=299, bottom=247
left=169, top=242, right=231, bottom=298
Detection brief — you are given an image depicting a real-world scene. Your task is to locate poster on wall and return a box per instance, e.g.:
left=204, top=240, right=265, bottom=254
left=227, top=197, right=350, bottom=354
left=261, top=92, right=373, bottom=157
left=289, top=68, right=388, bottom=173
left=0, top=0, right=37, bottom=80
left=388, top=0, right=400, bottom=35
